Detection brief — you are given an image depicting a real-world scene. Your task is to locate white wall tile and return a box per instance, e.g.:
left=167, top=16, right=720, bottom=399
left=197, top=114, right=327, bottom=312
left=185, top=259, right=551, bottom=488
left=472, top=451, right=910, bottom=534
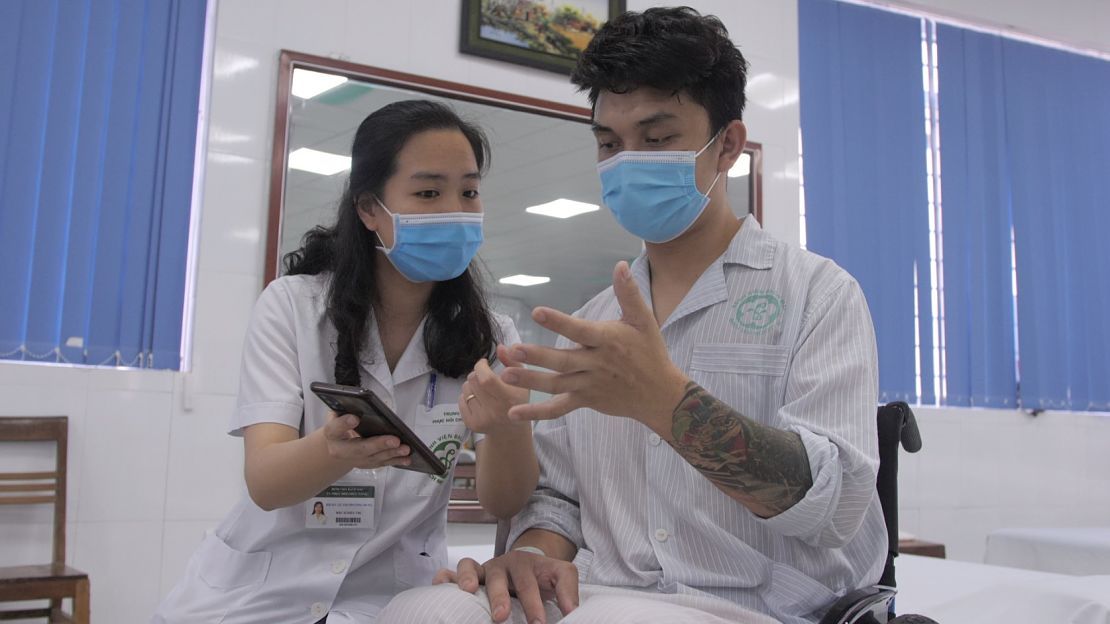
left=163, top=393, right=245, bottom=521
left=914, top=415, right=963, bottom=509
left=1028, top=417, right=1087, bottom=507
left=988, top=414, right=1083, bottom=508
left=957, top=420, right=1007, bottom=508
left=919, top=507, right=1002, bottom=562
left=897, top=442, right=922, bottom=509
left=197, top=153, right=269, bottom=278
left=86, top=368, right=176, bottom=394
left=743, top=51, right=802, bottom=151
left=221, top=0, right=351, bottom=57
left=214, top=0, right=282, bottom=45
left=341, top=0, right=412, bottom=69
left=990, top=423, right=1035, bottom=508
left=724, top=0, right=796, bottom=65
left=76, top=391, right=173, bottom=523
left=0, top=361, right=89, bottom=388
left=73, top=521, right=164, bottom=624
left=206, top=37, right=278, bottom=162
left=1073, top=504, right=1110, bottom=526
left=993, top=504, right=1082, bottom=529
left=759, top=143, right=802, bottom=244
left=897, top=506, right=921, bottom=538
left=1082, top=419, right=1110, bottom=495
left=401, top=1, right=458, bottom=80
left=0, top=521, right=54, bottom=567
left=187, top=271, right=263, bottom=396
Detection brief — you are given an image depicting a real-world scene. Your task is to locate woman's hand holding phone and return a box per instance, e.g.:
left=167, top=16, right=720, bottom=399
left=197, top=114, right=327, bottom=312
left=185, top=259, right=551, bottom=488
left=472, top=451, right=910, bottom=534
left=322, top=412, right=414, bottom=469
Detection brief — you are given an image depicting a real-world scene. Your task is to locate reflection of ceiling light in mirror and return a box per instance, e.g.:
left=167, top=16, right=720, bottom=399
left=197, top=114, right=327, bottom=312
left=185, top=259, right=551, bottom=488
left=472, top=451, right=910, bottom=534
left=288, top=148, right=351, bottom=175
left=728, top=153, right=751, bottom=178
left=499, top=274, right=551, bottom=287
left=525, top=198, right=599, bottom=219
left=292, top=68, right=348, bottom=99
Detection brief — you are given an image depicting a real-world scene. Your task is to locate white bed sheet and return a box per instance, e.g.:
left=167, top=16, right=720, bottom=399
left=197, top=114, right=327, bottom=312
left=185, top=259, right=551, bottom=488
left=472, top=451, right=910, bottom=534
left=897, top=553, right=1110, bottom=623
left=445, top=547, right=1110, bottom=623
left=986, top=527, right=1110, bottom=575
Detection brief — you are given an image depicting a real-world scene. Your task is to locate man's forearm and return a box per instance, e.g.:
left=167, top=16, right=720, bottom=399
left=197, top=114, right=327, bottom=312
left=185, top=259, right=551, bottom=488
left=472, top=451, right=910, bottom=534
left=664, top=381, right=813, bottom=518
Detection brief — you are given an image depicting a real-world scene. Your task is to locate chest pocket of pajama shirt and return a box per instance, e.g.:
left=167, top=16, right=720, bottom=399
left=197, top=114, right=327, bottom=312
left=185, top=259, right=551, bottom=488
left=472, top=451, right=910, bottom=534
left=689, top=343, right=790, bottom=420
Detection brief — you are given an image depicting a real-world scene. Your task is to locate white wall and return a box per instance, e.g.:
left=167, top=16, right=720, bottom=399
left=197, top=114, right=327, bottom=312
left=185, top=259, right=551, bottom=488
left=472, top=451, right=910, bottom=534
left=0, top=1, right=1107, bottom=621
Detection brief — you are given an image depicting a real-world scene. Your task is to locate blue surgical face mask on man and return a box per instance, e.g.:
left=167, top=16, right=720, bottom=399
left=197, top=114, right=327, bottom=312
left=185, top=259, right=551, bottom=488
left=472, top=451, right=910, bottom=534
left=597, top=131, right=722, bottom=243
left=374, top=198, right=483, bottom=283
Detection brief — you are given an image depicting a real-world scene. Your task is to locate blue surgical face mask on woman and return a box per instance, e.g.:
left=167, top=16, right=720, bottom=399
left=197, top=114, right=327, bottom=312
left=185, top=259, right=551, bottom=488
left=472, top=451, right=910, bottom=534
left=374, top=197, right=483, bottom=283
left=597, top=131, right=722, bottom=243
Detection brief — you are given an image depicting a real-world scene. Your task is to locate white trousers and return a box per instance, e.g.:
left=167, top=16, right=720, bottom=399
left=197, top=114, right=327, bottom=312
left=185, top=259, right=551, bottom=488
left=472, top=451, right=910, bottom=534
left=378, top=583, right=781, bottom=623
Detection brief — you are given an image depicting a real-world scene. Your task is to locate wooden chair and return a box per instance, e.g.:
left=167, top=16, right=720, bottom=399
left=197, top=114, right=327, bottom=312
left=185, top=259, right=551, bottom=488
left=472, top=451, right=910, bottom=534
left=0, top=417, right=89, bottom=624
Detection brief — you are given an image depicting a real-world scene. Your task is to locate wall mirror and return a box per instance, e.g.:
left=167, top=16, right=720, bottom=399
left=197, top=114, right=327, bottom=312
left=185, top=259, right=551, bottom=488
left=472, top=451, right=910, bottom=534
left=266, top=50, right=762, bottom=521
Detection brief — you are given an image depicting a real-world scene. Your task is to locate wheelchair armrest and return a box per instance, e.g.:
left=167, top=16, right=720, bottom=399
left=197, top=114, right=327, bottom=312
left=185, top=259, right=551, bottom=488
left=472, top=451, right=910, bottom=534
left=818, top=585, right=896, bottom=624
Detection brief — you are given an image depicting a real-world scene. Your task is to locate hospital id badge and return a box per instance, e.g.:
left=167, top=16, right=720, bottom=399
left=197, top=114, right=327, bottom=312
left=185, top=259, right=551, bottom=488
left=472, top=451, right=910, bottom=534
left=306, top=469, right=380, bottom=530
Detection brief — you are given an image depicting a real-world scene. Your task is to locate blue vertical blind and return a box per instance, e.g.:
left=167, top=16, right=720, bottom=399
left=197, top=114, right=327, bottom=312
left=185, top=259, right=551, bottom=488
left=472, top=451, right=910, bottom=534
left=0, top=0, right=207, bottom=370
left=998, top=38, right=1110, bottom=411
left=800, top=0, right=934, bottom=404
left=937, top=26, right=1110, bottom=411
left=935, top=27, right=1018, bottom=408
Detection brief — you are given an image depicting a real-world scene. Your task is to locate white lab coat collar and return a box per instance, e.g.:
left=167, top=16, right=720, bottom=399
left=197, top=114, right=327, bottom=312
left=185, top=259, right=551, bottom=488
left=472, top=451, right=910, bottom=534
left=359, top=315, right=434, bottom=393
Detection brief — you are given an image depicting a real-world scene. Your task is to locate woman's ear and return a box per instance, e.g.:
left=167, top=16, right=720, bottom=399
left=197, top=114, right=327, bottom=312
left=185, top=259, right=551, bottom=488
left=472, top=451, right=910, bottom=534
left=354, top=194, right=378, bottom=232
left=716, top=120, right=748, bottom=174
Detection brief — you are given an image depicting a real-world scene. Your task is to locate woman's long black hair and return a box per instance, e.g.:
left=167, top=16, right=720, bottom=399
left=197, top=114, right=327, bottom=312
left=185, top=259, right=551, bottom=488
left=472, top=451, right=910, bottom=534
left=283, top=100, right=498, bottom=385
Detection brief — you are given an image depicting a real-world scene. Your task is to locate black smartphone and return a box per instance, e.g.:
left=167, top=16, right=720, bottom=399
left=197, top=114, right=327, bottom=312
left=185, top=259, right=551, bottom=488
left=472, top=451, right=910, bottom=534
left=309, top=381, right=447, bottom=477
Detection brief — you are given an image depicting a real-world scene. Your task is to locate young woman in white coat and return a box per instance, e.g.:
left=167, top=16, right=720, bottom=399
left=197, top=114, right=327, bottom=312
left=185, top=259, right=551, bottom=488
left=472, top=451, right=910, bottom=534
left=154, top=100, right=538, bottom=623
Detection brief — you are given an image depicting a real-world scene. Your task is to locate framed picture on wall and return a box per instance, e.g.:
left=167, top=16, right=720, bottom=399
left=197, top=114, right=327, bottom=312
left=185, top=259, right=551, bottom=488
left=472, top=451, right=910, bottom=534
left=460, top=0, right=627, bottom=75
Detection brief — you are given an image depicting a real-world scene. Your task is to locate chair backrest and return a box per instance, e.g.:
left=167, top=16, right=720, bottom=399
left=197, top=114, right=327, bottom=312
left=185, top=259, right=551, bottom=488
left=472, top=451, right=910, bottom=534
left=875, top=402, right=921, bottom=589
left=0, top=416, right=69, bottom=566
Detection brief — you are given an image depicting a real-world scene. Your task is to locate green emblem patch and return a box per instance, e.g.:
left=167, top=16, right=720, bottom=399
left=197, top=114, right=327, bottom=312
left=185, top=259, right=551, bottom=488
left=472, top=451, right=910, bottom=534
left=732, top=291, right=783, bottom=332
left=429, top=435, right=462, bottom=483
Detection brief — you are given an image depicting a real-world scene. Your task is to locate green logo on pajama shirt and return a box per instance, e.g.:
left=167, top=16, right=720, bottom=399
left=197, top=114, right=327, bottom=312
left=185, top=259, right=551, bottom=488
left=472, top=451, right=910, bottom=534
left=732, top=292, right=783, bottom=332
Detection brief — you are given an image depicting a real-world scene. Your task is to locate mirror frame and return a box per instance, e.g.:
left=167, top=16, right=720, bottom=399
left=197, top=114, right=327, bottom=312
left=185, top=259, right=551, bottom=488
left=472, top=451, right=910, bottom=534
left=268, top=50, right=590, bottom=284
left=265, top=50, right=762, bottom=523
left=266, top=50, right=763, bottom=285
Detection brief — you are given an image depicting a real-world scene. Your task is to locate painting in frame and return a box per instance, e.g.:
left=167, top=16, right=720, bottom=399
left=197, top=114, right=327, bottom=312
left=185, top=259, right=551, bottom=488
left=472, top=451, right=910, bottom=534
left=460, top=0, right=627, bottom=75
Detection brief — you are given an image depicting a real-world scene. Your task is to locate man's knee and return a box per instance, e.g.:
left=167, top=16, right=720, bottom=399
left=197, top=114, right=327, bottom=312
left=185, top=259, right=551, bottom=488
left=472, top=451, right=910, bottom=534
left=379, top=584, right=492, bottom=623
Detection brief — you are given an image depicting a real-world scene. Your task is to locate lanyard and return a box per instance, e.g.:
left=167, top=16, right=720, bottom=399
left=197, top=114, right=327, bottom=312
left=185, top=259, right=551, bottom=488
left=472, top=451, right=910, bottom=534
left=424, top=373, right=437, bottom=410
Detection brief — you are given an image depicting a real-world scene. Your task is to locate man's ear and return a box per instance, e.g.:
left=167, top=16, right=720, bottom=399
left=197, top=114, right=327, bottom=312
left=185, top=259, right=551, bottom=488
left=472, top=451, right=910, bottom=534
left=716, top=120, right=748, bottom=174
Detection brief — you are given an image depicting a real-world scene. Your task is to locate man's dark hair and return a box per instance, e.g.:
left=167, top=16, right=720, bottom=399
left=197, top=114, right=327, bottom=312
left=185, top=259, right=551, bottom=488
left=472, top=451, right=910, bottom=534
left=571, top=6, right=749, bottom=133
